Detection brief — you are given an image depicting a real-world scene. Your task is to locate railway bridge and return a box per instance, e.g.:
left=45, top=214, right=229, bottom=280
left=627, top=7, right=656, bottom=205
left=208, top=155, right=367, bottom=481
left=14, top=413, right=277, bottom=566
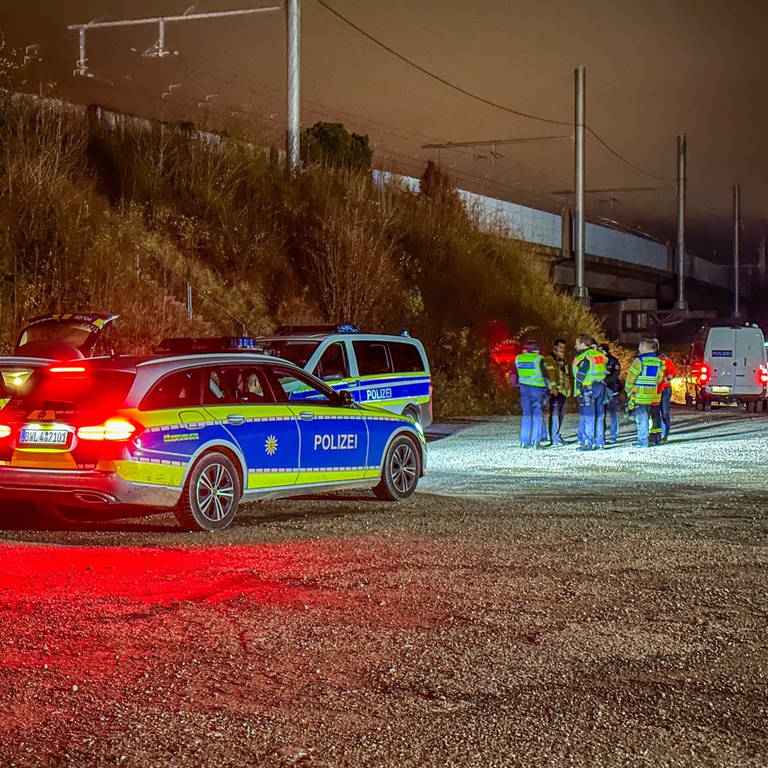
left=461, top=188, right=767, bottom=343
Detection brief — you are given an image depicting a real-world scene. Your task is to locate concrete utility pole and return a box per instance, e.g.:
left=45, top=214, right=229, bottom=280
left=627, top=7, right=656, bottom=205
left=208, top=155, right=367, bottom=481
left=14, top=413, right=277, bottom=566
left=573, top=66, right=589, bottom=306
left=286, top=0, right=301, bottom=173
left=733, top=183, right=742, bottom=320
left=674, top=134, right=688, bottom=311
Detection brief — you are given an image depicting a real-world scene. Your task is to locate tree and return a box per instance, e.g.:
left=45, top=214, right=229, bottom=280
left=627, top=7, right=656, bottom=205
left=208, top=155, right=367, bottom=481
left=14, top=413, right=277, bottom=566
left=417, top=160, right=468, bottom=231
left=301, top=122, right=373, bottom=171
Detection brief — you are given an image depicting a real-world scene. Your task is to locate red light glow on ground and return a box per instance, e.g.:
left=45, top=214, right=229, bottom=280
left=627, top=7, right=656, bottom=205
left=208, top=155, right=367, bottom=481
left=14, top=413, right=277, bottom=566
left=0, top=540, right=357, bottom=743
left=0, top=543, right=316, bottom=606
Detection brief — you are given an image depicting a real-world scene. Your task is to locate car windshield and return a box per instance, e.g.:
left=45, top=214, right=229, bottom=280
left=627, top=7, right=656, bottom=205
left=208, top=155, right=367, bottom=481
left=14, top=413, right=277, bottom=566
left=10, top=369, right=135, bottom=411
left=260, top=340, right=319, bottom=368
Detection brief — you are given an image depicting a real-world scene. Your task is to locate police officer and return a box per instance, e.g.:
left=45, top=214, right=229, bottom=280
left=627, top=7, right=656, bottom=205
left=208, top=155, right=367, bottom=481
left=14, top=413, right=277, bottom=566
left=572, top=335, right=607, bottom=451
left=543, top=338, right=571, bottom=446
left=514, top=340, right=550, bottom=448
left=625, top=338, right=665, bottom=448
left=598, top=342, right=623, bottom=444
left=656, top=343, right=676, bottom=441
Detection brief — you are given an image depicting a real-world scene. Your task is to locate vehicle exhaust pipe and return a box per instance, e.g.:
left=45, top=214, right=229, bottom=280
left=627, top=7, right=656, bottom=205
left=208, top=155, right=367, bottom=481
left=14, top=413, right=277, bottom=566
left=73, top=491, right=116, bottom=505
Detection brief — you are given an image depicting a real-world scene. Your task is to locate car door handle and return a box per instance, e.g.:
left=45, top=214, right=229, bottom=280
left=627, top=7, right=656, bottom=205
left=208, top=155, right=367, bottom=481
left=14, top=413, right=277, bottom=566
left=299, top=411, right=315, bottom=421
left=224, top=414, right=246, bottom=425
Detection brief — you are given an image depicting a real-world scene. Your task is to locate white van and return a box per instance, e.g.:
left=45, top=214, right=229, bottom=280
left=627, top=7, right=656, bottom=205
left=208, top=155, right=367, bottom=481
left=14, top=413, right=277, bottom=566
left=688, top=325, right=768, bottom=411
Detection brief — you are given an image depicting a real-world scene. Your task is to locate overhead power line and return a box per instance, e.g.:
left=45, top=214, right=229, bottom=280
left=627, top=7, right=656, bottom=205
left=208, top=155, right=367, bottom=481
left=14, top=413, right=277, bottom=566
left=68, top=6, right=281, bottom=74
left=315, top=0, right=675, bottom=182
left=315, top=0, right=570, bottom=128
left=421, top=135, right=570, bottom=149
left=586, top=130, right=674, bottom=182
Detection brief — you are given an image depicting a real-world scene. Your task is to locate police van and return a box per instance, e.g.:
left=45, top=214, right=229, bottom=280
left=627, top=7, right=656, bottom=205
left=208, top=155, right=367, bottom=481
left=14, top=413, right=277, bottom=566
left=255, top=325, right=433, bottom=427
left=687, top=324, right=768, bottom=411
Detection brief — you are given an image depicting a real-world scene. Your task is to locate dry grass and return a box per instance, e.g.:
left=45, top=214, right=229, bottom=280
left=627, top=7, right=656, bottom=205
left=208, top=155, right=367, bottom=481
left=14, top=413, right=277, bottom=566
left=0, top=93, right=604, bottom=413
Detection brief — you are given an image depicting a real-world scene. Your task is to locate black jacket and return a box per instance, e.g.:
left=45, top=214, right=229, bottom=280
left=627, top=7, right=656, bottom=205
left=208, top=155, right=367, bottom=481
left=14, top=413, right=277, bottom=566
left=604, top=353, right=623, bottom=393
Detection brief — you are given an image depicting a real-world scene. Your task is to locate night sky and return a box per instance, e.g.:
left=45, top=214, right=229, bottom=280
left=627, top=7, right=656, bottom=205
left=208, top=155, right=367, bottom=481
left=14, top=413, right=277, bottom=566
left=2, top=0, right=766, bottom=262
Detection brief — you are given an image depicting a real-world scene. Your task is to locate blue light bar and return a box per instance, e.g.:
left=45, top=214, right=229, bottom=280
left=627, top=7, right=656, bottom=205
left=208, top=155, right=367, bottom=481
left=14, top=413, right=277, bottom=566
left=228, top=337, right=257, bottom=350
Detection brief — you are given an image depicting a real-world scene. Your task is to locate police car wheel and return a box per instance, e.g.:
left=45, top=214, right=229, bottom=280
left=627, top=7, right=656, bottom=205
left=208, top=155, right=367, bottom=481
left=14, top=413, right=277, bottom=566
left=374, top=434, right=420, bottom=501
left=175, top=452, right=241, bottom=531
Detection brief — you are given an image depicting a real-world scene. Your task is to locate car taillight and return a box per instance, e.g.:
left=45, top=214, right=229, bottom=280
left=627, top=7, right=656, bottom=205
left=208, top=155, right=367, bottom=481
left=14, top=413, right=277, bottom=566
left=77, top=418, right=137, bottom=442
left=698, top=364, right=710, bottom=384
left=0, top=425, right=11, bottom=439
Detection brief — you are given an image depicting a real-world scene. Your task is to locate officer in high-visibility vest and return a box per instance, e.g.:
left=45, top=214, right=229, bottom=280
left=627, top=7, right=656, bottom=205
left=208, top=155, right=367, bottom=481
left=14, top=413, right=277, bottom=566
left=625, top=338, right=665, bottom=448
left=656, top=343, right=677, bottom=442
left=572, top=335, right=608, bottom=450
left=514, top=340, right=550, bottom=448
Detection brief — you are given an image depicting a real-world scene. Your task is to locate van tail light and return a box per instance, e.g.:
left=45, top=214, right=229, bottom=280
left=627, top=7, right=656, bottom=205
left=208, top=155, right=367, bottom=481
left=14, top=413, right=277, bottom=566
left=698, top=364, right=710, bottom=384
left=77, top=418, right=137, bottom=442
left=759, top=368, right=768, bottom=385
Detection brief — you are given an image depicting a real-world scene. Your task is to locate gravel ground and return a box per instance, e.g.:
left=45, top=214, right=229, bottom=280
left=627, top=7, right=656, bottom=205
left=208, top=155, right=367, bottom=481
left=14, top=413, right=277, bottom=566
left=0, top=407, right=766, bottom=767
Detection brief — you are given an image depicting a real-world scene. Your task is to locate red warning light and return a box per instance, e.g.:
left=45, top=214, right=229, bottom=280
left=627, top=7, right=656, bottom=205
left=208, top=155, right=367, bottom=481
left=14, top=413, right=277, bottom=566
left=490, top=342, right=521, bottom=366
left=49, top=366, right=87, bottom=374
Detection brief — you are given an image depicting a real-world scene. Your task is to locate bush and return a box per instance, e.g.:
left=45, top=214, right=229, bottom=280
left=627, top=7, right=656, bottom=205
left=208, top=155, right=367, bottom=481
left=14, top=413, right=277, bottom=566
left=301, top=121, right=373, bottom=171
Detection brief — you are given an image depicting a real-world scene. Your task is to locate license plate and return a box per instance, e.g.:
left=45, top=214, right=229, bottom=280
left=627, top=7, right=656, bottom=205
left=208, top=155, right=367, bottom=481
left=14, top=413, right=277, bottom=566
left=19, top=428, right=69, bottom=446
left=709, top=386, right=732, bottom=394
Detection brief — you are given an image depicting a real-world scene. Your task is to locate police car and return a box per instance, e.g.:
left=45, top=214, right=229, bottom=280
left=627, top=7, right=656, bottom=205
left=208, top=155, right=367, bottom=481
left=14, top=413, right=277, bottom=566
left=253, top=324, right=433, bottom=427
left=0, top=344, right=426, bottom=531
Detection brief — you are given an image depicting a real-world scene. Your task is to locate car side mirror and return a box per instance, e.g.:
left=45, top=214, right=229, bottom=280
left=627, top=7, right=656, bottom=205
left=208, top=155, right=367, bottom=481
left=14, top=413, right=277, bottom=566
left=337, top=389, right=355, bottom=407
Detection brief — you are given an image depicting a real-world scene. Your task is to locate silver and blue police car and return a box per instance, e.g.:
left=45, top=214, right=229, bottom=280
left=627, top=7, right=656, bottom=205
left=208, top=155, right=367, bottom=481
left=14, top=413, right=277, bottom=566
left=253, top=324, right=433, bottom=428
left=0, top=344, right=426, bottom=530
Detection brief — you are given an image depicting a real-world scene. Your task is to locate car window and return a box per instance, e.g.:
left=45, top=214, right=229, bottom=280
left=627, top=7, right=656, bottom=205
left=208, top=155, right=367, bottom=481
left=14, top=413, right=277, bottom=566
left=353, top=341, right=391, bottom=376
left=315, top=342, right=349, bottom=381
left=389, top=342, right=425, bottom=372
left=267, top=366, right=335, bottom=405
left=221, top=366, right=272, bottom=404
left=260, top=340, right=319, bottom=367
left=141, top=369, right=202, bottom=411
left=203, top=368, right=228, bottom=405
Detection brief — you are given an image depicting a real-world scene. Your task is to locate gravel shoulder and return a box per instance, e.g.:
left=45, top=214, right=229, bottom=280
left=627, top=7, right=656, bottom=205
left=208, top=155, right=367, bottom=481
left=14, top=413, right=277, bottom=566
left=0, top=408, right=766, bottom=767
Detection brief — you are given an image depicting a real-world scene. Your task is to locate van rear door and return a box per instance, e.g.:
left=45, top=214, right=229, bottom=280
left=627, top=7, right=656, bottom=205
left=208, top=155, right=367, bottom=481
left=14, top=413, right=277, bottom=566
left=705, top=328, right=736, bottom=393
left=733, top=328, right=765, bottom=396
